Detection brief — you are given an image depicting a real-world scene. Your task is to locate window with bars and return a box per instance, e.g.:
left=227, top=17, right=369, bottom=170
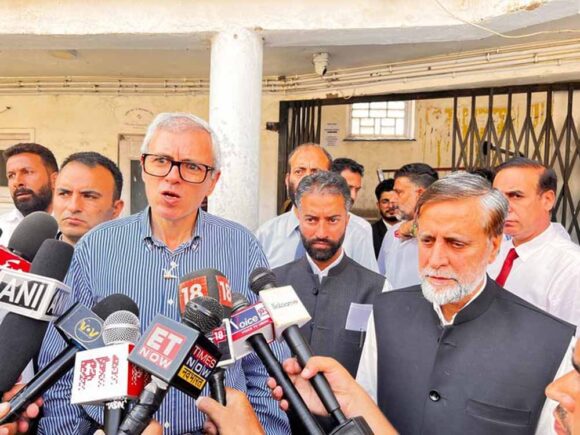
left=348, top=101, right=415, bottom=140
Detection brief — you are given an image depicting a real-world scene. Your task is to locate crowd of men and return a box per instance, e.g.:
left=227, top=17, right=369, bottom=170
left=0, top=111, right=579, bottom=435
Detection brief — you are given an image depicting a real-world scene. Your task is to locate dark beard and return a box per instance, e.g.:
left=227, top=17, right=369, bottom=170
left=301, top=233, right=345, bottom=262
left=13, top=184, right=53, bottom=216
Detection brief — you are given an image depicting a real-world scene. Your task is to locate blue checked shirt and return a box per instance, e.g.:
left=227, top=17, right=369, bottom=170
left=37, top=208, right=291, bottom=434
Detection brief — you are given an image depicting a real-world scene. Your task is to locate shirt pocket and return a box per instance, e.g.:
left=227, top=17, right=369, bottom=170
left=466, top=398, right=531, bottom=427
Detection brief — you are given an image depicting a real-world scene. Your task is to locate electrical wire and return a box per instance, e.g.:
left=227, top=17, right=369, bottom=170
left=433, top=0, right=580, bottom=39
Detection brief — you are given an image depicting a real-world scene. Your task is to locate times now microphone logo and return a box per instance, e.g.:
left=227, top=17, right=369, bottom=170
left=176, top=344, right=218, bottom=390
left=138, top=324, right=186, bottom=369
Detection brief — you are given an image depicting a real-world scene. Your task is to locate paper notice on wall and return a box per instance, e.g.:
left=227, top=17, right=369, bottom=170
left=323, top=122, right=340, bottom=147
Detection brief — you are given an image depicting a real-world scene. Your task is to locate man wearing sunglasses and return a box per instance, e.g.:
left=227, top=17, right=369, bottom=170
left=37, top=112, right=290, bottom=434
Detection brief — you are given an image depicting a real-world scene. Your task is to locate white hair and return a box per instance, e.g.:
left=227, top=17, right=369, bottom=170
left=141, top=112, right=222, bottom=172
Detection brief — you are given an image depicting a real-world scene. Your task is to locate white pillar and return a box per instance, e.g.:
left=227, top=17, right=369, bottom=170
left=208, top=28, right=263, bottom=231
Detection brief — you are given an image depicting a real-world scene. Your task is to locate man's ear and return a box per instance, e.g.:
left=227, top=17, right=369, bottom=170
left=540, top=189, right=556, bottom=213
left=112, top=199, right=125, bottom=219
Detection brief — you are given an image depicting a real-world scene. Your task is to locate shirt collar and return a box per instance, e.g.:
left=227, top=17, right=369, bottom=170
left=140, top=206, right=204, bottom=250
left=6, top=209, right=24, bottom=223
left=512, top=224, right=553, bottom=262
left=432, top=275, right=488, bottom=326
left=306, top=249, right=345, bottom=282
left=285, top=207, right=300, bottom=237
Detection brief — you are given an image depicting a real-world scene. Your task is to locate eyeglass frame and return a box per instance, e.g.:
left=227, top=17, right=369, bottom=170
left=141, top=153, right=215, bottom=184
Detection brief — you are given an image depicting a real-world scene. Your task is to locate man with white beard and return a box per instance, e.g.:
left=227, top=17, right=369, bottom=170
left=356, top=172, right=575, bottom=435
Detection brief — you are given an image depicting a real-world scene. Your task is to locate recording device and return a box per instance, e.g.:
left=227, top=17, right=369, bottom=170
left=0, top=294, right=139, bottom=425
left=178, top=268, right=233, bottom=316
left=250, top=268, right=373, bottom=435
left=0, top=239, right=74, bottom=394
left=71, top=310, right=147, bottom=435
left=179, top=268, right=236, bottom=405
left=231, top=292, right=325, bottom=435
left=118, top=296, right=223, bottom=435
left=0, top=211, right=59, bottom=272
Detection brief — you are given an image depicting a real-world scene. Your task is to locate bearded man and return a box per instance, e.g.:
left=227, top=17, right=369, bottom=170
left=357, top=172, right=574, bottom=435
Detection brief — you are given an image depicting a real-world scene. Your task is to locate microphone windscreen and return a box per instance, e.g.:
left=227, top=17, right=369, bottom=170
left=231, top=292, right=249, bottom=314
left=29, top=240, right=74, bottom=282
left=93, top=294, right=139, bottom=320
left=0, top=314, right=48, bottom=392
left=249, top=267, right=277, bottom=294
left=183, top=296, right=224, bottom=334
left=8, top=212, right=58, bottom=261
left=103, top=310, right=140, bottom=345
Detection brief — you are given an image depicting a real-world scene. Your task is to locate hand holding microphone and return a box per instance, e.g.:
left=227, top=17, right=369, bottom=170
left=0, top=386, right=42, bottom=435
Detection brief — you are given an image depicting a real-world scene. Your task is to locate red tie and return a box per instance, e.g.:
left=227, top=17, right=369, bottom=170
left=495, top=248, right=519, bottom=287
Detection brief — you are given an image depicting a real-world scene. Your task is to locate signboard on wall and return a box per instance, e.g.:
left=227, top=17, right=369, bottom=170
left=322, top=122, right=340, bottom=147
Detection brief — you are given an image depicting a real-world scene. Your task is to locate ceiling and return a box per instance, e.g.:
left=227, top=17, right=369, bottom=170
left=0, top=14, right=578, bottom=79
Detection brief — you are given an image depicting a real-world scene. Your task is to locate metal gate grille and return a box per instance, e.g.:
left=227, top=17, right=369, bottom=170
left=451, top=84, right=580, bottom=241
left=277, top=100, right=322, bottom=211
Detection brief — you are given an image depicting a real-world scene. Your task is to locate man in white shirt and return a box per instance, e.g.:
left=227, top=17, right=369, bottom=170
left=489, top=157, right=580, bottom=328
left=330, top=157, right=375, bottom=247
left=256, top=144, right=378, bottom=272
left=377, top=162, right=438, bottom=288
left=357, top=172, right=574, bottom=435
left=0, top=143, right=58, bottom=246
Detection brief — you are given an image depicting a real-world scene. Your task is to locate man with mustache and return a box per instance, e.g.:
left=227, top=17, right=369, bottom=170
left=489, top=157, right=580, bottom=329
left=273, top=170, right=387, bottom=433
left=357, top=172, right=574, bottom=434
left=377, top=162, right=438, bottom=288
left=371, top=178, right=399, bottom=258
left=0, top=143, right=58, bottom=245
left=256, top=143, right=378, bottom=272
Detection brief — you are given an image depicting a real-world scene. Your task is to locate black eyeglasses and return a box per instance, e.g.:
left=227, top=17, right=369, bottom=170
left=141, top=154, right=215, bottom=184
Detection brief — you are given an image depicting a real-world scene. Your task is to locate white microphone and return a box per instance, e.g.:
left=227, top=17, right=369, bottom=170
left=71, top=310, right=148, bottom=434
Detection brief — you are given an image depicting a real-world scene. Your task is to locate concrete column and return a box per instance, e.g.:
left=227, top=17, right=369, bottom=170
left=208, top=28, right=263, bottom=230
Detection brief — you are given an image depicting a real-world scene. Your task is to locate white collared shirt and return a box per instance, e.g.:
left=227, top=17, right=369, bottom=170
left=488, top=224, right=580, bottom=328
left=377, top=221, right=420, bottom=289
left=356, top=284, right=573, bottom=435
left=256, top=208, right=378, bottom=272
left=0, top=208, right=23, bottom=246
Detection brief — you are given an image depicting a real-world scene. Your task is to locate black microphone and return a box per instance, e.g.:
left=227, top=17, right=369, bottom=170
left=7, top=211, right=59, bottom=262
left=0, top=294, right=139, bottom=425
left=230, top=292, right=325, bottom=435
left=118, top=296, right=224, bottom=435
left=250, top=268, right=373, bottom=434
left=0, top=239, right=74, bottom=394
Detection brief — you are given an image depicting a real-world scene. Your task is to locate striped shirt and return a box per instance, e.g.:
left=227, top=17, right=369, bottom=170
left=37, top=208, right=291, bottom=434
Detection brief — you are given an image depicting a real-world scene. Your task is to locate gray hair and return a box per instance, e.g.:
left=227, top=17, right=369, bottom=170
left=141, top=112, right=222, bottom=172
left=295, top=171, right=353, bottom=210
left=416, top=172, right=508, bottom=238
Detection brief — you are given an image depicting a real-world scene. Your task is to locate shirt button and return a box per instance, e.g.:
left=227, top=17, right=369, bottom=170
left=312, top=288, right=319, bottom=295
left=429, top=390, right=441, bottom=402
left=167, top=299, right=174, bottom=305
left=164, top=422, right=171, bottom=429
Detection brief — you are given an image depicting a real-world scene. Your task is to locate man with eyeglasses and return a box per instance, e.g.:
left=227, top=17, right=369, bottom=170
left=37, top=113, right=291, bottom=434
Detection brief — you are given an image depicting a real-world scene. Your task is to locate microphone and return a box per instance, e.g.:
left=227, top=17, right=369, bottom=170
left=71, top=310, right=147, bottom=435
left=249, top=268, right=373, bottom=434
left=230, top=292, right=325, bottom=435
left=178, top=268, right=233, bottom=317
left=0, top=239, right=74, bottom=394
left=0, top=294, right=139, bottom=425
left=0, top=211, right=58, bottom=272
left=118, top=296, right=224, bottom=435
